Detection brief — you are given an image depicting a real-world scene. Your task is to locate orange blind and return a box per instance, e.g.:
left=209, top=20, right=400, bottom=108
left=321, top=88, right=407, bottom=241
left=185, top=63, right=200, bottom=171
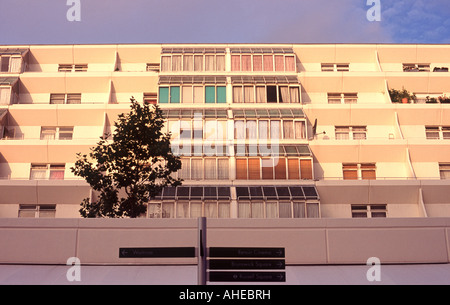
left=274, top=158, right=286, bottom=179
left=236, top=159, right=247, bottom=180
left=248, top=158, right=261, bottom=180
left=288, top=159, right=300, bottom=180
left=261, top=158, right=274, bottom=179
left=300, top=159, right=313, bottom=180
left=343, top=163, right=358, bottom=180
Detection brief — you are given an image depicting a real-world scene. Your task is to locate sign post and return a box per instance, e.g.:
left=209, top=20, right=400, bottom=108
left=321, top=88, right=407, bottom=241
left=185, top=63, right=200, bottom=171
left=198, top=217, right=207, bottom=285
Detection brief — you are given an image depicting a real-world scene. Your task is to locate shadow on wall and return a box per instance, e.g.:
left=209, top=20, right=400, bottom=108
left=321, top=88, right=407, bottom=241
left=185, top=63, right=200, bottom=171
left=0, top=152, right=12, bottom=179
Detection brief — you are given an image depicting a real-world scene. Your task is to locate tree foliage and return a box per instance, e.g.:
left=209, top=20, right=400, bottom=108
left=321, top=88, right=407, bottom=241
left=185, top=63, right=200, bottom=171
left=71, top=98, right=182, bottom=218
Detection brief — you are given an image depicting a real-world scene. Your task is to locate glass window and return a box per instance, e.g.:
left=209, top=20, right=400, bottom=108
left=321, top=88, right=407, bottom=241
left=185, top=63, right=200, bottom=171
left=159, top=87, right=169, bottom=103
left=170, top=87, right=180, bottom=103
left=59, top=127, right=74, bottom=140
left=191, top=159, right=203, bottom=180
left=279, top=201, right=291, bottom=218
left=217, top=86, right=226, bottom=103
left=205, top=86, right=216, bottom=103
left=267, top=86, right=277, bottom=103
left=182, top=86, right=193, bottom=104
left=41, top=127, right=56, bottom=140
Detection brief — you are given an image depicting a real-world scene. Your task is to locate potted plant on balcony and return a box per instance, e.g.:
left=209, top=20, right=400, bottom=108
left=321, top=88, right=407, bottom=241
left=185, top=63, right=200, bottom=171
left=438, top=94, right=450, bottom=103
left=389, top=88, right=416, bottom=104
left=426, top=96, right=438, bottom=103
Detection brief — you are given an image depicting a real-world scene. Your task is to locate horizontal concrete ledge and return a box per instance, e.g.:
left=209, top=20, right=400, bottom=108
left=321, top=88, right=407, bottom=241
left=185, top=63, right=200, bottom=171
left=1, top=217, right=450, bottom=228
left=0, top=217, right=449, bottom=265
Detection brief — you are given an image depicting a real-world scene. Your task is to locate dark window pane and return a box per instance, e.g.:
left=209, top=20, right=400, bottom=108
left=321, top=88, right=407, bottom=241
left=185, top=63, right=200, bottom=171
left=217, top=187, right=231, bottom=199
left=303, top=186, right=318, bottom=198
left=276, top=187, right=290, bottom=199
left=204, top=187, right=217, bottom=199
left=267, top=86, right=277, bottom=103
left=177, top=187, right=190, bottom=198
left=262, top=186, right=277, bottom=200
left=289, top=187, right=305, bottom=199
left=236, top=187, right=250, bottom=199
left=162, top=187, right=176, bottom=199
left=249, top=186, right=263, bottom=199
left=190, top=187, right=203, bottom=199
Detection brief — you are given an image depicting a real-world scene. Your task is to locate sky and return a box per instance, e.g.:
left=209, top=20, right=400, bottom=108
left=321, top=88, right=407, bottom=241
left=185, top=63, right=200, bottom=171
left=0, top=0, right=449, bottom=45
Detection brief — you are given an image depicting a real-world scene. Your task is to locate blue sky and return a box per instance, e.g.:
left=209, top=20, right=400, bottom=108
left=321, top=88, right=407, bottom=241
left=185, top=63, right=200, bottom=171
left=0, top=0, right=449, bottom=44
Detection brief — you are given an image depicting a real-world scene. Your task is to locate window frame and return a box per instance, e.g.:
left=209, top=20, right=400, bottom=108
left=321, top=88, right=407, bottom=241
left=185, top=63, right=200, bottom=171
left=425, top=126, right=450, bottom=140
left=351, top=204, right=387, bottom=218
left=30, top=164, right=65, bottom=180
left=328, top=93, right=358, bottom=104
left=343, top=163, right=376, bottom=180
left=18, top=204, right=56, bottom=218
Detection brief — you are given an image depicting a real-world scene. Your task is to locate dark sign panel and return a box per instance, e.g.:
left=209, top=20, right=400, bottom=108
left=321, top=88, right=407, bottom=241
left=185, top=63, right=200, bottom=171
left=209, top=271, right=286, bottom=282
left=209, top=247, right=285, bottom=258
left=119, top=247, right=195, bottom=258
left=208, top=259, right=285, bottom=270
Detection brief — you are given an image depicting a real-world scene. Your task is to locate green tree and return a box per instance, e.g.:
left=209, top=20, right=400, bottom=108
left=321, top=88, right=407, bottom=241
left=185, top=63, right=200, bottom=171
left=71, top=98, right=182, bottom=218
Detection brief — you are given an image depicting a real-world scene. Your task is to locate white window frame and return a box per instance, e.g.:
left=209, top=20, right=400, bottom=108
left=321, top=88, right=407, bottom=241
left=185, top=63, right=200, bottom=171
left=232, top=84, right=300, bottom=104
left=351, top=204, right=387, bottom=218
left=18, top=204, right=56, bottom=218
left=321, top=63, right=349, bottom=72
left=148, top=200, right=231, bottom=218
left=50, top=93, right=82, bottom=104
left=439, top=163, right=450, bottom=179
left=328, top=93, right=358, bottom=104
left=30, top=164, right=65, bottom=180
left=40, top=126, right=74, bottom=140
left=335, top=126, right=367, bottom=140
left=58, top=64, right=88, bottom=72
left=425, top=126, right=450, bottom=140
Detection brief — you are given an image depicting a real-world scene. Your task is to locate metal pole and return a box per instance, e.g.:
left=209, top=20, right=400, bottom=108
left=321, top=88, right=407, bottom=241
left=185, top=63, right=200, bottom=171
left=198, top=217, right=207, bottom=285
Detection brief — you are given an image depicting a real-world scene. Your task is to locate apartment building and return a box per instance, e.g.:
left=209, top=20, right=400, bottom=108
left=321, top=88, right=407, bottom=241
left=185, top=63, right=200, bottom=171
left=1, top=43, right=450, bottom=220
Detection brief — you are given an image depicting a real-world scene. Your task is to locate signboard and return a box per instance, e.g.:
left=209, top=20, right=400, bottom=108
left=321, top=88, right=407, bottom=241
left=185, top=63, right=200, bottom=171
left=209, top=271, right=286, bottom=282
left=207, top=247, right=286, bottom=283
left=119, top=247, right=195, bottom=258
left=209, top=247, right=285, bottom=258
left=208, top=259, right=285, bottom=270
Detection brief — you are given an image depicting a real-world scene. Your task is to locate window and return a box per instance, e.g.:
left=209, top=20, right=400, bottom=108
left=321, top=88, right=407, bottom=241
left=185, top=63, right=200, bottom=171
left=234, top=119, right=306, bottom=140
left=177, top=158, right=229, bottom=180
left=160, top=85, right=225, bottom=104
left=236, top=157, right=313, bottom=180
left=58, top=64, right=88, bottom=72
left=343, top=163, right=376, bottom=180
left=40, top=127, right=74, bottom=140
left=143, top=92, right=157, bottom=105
left=230, top=48, right=296, bottom=72
left=148, top=186, right=231, bottom=218
left=0, top=86, right=11, bottom=105
left=146, top=63, right=160, bottom=72
left=425, top=126, right=450, bottom=139
left=328, top=93, right=358, bottom=104
left=30, top=164, right=65, bottom=180
left=50, top=93, right=81, bottom=104
left=18, top=204, right=56, bottom=218
left=321, top=63, right=349, bottom=72
left=160, top=48, right=226, bottom=72
left=1, top=56, right=22, bottom=73
left=439, top=163, right=450, bottom=179
left=403, top=63, right=430, bottom=72
left=238, top=200, right=319, bottom=219
left=149, top=200, right=230, bottom=218
left=351, top=204, right=387, bottom=218
left=233, top=85, right=300, bottom=104
left=335, top=126, right=367, bottom=140
left=236, top=186, right=320, bottom=218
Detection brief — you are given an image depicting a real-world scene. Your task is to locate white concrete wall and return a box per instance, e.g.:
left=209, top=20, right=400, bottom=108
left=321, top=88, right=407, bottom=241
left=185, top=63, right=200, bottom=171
left=0, top=218, right=449, bottom=265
